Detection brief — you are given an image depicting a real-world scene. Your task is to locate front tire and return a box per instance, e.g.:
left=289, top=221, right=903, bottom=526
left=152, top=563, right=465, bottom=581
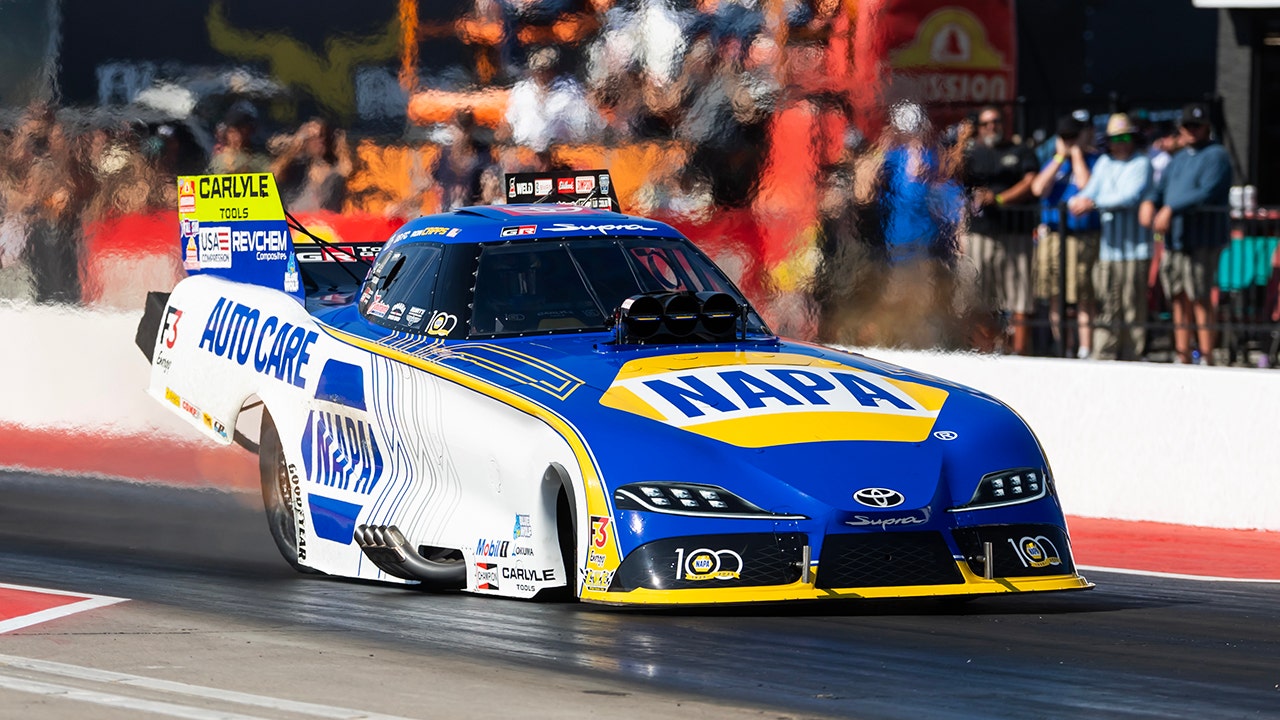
left=259, top=410, right=315, bottom=573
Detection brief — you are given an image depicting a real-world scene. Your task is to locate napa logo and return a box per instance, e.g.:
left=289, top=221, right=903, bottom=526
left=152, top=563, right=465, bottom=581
left=599, top=352, right=948, bottom=448
left=300, top=360, right=384, bottom=495
left=301, top=409, right=384, bottom=495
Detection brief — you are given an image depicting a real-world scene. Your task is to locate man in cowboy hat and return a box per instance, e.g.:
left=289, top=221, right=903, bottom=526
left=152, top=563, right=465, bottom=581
left=1070, top=113, right=1153, bottom=360
left=1139, top=102, right=1232, bottom=365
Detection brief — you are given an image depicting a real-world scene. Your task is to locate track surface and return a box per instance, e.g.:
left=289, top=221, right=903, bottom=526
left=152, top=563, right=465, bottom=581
left=0, top=471, right=1278, bottom=720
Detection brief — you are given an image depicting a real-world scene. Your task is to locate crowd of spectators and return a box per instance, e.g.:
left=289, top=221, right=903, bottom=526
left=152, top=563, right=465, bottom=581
left=0, top=0, right=1270, bottom=366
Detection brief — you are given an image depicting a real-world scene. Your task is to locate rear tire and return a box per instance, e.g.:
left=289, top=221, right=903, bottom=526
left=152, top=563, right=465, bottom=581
left=259, top=410, right=316, bottom=573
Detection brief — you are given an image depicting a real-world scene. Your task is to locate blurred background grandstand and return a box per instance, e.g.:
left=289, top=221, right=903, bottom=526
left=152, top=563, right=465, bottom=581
left=1, top=0, right=1277, bottom=365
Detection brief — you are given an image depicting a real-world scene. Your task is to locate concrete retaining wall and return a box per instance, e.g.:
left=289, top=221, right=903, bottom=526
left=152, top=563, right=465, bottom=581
left=1, top=305, right=1274, bottom=530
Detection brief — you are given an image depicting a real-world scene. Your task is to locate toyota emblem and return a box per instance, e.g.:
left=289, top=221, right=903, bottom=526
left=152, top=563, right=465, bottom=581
left=853, top=487, right=905, bottom=508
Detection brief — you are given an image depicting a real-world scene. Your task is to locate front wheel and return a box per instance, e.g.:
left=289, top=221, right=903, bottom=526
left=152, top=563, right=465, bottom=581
left=259, top=410, right=317, bottom=573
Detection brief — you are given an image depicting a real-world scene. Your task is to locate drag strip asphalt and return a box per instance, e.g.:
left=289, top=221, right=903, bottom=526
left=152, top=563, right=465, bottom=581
left=0, top=470, right=1277, bottom=720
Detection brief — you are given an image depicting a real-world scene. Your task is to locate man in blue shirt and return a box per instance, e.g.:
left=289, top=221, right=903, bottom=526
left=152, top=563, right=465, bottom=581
left=1032, top=113, right=1100, bottom=358
left=1070, top=113, right=1153, bottom=361
left=1139, top=102, right=1232, bottom=365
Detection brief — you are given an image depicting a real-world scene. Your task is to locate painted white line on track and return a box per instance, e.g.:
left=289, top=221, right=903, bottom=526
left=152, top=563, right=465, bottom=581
left=0, top=653, right=418, bottom=720
left=0, top=673, right=270, bottom=720
left=0, top=582, right=128, bottom=634
left=1078, top=565, right=1280, bottom=583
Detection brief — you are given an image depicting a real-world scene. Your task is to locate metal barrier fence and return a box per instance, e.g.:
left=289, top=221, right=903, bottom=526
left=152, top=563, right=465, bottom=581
left=980, top=203, right=1280, bottom=366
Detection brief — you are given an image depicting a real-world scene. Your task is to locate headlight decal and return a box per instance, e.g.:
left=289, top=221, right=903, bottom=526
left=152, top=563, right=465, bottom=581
left=612, top=482, right=807, bottom=520
left=952, top=467, right=1048, bottom=511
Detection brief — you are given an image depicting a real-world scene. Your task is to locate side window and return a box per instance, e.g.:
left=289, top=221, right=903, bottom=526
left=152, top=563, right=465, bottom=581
left=358, top=243, right=448, bottom=335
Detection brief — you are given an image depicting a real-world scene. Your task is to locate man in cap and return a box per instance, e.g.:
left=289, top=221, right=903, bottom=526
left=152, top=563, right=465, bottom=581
left=1069, top=113, right=1153, bottom=360
left=1032, top=112, right=1101, bottom=358
left=1139, top=102, right=1232, bottom=365
left=959, top=105, right=1040, bottom=354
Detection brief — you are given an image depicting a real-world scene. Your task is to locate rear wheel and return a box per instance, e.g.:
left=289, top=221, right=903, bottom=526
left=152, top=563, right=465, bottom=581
left=259, top=410, right=315, bottom=573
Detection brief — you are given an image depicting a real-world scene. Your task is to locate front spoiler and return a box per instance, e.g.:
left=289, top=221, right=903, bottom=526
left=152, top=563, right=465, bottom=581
left=579, top=563, right=1093, bottom=606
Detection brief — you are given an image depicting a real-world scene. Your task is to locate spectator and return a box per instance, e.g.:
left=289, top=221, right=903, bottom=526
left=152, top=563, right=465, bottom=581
left=0, top=155, right=34, bottom=301
left=501, top=46, right=600, bottom=153
left=854, top=101, right=963, bottom=265
left=207, top=102, right=269, bottom=175
left=673, top=30, right=772, bottom=208
left=433, top=110, right=491, bottom=211
left=1147, top=120, right=1180, bottom=186
left=1139, top=102, right=1232, bottom=365
left=1032, top=113, right=1100, bottom=358
left=847, top=102, right=965, bottom=348
left=1069, top=113, right=1153, bottom=361
left=270, top=117, right=353, bottom=213
left=960, top=105, right=1039, bottom=354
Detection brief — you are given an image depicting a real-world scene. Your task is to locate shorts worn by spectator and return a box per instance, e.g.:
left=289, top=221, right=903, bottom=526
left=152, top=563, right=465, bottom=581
left=1071, top=113, right=1153, bottom=361
left=960, top=105, right=1039, bottom=353
left=1140, top=102, right=1232, bottom=365
left=1032, top=112, right=1100, bottom=358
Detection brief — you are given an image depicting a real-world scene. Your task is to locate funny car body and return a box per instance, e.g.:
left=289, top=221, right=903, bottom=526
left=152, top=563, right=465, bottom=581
left=140, top=171, right=1092, bottom=606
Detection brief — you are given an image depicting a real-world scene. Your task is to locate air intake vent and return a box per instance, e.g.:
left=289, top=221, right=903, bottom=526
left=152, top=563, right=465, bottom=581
left=816, top=532, right=962, bottom=589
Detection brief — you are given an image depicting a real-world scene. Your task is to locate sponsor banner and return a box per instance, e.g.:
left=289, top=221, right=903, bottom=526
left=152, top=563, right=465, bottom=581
left=884, top=1, right=1016, bottom=119
left=599, top=352, right=948, bottom=447
left=177, top=174, right=300, bottom=300
left=505, top=169, right=621, bottom=209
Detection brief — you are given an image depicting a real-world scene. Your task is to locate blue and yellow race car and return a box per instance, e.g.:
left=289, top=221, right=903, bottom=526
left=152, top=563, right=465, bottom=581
left=141, top=171, right=1091, bottom=605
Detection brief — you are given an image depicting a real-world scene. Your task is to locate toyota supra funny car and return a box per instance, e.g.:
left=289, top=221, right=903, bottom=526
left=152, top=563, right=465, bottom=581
left=139, top=170, right=1092, bottom=606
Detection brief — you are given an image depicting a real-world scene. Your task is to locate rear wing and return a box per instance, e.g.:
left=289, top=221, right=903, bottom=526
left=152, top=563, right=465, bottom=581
left=178, top=173, right=303, bottom=301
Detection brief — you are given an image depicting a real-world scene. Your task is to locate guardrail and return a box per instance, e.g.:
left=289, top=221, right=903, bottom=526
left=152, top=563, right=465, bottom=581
left=976, top=202, right=1279, bottom=366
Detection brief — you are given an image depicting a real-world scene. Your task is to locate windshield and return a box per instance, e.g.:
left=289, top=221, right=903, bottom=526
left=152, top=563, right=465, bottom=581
left=469, top=237, right=766, bottom=337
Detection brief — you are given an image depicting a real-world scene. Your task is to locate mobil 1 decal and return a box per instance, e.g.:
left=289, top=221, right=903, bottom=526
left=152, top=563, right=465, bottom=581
left=598, top=353, right=949, bottom=447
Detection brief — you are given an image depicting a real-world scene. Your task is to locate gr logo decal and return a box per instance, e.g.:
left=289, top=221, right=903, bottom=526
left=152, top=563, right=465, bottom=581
left=853, top=488, right=905, bottom=508
left=675, top=547, right=743, bottom=581
left=933, top=430, right=958, bottom=440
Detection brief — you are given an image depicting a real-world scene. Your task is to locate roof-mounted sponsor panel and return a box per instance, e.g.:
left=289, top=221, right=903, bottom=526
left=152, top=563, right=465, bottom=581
left=504, top=168, right=621, bottom=211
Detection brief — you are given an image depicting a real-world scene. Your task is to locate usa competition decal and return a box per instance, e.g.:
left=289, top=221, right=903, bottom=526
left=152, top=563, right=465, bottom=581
left=599, top=353, right=948, bottom=447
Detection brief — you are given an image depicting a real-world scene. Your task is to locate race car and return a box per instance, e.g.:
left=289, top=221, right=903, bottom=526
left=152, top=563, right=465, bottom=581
left=139, top=170, right=1091, bottom=605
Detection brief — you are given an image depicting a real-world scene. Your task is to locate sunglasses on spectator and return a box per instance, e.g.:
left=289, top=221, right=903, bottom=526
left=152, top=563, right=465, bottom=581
left=978, top=119, right=1002, bottom=127
left=1109, top=134, right=1134, bottom=142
